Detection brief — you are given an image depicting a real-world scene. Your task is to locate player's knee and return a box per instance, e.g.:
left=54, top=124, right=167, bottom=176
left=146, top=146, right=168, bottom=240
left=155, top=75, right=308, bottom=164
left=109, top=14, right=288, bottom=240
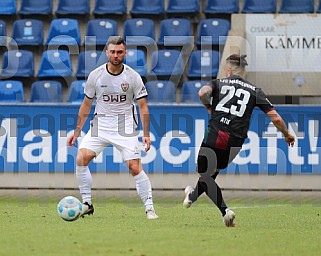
left=127, top=160, right=141, bottom=176
left=76, top=155, right=89, bottom=166
left=76, top=150, right=93, bottom=166
left=129, top=166, right=141, bottom=176
left=130, top=169, right=141, bottom=176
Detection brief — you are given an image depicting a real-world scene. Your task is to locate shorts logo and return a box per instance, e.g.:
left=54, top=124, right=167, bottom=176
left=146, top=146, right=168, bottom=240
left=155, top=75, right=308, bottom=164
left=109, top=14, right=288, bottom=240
left=134, top=146, right=140, bottom=154
left=121, top=83, right=129, bottom=92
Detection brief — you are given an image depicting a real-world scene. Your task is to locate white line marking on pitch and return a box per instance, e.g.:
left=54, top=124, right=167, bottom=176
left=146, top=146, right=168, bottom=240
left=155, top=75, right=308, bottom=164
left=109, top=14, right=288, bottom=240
left=231, top=204, right=288, bottom=209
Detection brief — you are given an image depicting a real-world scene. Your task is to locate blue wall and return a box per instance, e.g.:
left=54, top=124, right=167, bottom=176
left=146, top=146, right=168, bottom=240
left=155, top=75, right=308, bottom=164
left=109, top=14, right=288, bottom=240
left=0, top=104, right=320, bottom=174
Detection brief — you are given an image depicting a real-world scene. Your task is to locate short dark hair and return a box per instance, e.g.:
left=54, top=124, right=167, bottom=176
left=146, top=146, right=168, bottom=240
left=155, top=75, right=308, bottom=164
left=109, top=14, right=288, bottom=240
left=107, top=36, right=126, bottom=47
left=226, top=54, right=248, bottom=68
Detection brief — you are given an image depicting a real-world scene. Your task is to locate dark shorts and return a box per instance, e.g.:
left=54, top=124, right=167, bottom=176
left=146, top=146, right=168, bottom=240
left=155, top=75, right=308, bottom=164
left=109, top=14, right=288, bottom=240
left=197, top=142, right=242, bottom=173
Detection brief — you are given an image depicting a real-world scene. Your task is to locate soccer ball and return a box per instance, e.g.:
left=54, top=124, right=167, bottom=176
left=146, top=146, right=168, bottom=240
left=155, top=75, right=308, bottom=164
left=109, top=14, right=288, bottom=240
left=57, top=196, right=83, bottom=221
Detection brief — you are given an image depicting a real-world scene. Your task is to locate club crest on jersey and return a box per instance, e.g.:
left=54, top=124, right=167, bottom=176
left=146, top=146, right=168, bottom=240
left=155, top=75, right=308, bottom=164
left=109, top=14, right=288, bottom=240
left=121, top=83, right=129, bottom=92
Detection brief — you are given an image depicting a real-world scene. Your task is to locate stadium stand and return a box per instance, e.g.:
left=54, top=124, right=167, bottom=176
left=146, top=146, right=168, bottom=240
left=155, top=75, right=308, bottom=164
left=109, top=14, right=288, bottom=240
left=76, top=50, right=108, bottom=78
left=196, top=18, right=231, bottom=48
left=10, top=19, right=43, bottom=48
left=122, top=18, right=156, bottom=48
left=145, top=80, right=176, bottom=102
left=0, top=80, right=25, bottom=102
left=166, top=0, right=200, bottom=16
left=66, top=80, right=86, bottom=103
left=130, top=0, right=165, bottom=17
left=180, top=80, right=207, bottom=103
left=37, top=49, right=73, bottom=78
left=157, top=18, right=193, bottom=47
left=0, top=0, right=16, bottom=15
left=93, top=0, right=127, bottom=16
left=149, top=49, right=184, bottom=80
left=187, top=50, right=220, bottom=79
left=19, top=0, right=53, bottom=15
left=1, top=50, right=34, bottom=78
left=124, top=49, right=147, bottom=77
left=242, top=0, right=277, bottom=13
left=85, top=19, right=118, bottom=49
left=45, top=18, right=81, bottom=47
left=1, top=0, right=319, bottom=104
left=204, top=0, right=239, bottom=16
left=30, top=80, right=63, bottom=102
left=279, top=0, right=314, bottom=13
left=55, top=0, right=90, bottom=16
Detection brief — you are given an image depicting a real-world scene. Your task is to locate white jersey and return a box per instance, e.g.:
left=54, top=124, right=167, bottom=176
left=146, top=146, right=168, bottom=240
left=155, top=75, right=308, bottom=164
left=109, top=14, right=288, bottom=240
left=84, top=63, right=147, bottom=134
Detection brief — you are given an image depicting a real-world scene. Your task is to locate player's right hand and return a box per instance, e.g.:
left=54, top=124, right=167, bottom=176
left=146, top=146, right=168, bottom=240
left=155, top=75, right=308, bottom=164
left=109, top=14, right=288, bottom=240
left=67, top=134, right=77, bottom=147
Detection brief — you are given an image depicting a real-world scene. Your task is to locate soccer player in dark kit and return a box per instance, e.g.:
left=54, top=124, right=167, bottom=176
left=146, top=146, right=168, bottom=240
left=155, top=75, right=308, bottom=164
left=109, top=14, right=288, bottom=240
left=183, top=54, right=295, bottom=227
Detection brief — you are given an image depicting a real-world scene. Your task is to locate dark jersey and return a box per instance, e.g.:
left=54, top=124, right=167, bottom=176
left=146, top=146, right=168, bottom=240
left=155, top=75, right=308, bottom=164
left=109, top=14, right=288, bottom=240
left=207, top=75, right=274, bottom=147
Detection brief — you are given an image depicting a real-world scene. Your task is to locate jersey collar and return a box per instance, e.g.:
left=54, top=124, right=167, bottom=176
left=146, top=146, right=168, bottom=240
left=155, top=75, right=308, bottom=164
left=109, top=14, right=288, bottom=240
left=106, top=63, right=124, bottom=76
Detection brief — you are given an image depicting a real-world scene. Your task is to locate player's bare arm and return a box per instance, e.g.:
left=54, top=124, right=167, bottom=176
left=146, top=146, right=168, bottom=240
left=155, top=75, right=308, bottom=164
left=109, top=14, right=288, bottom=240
left=198, top=84, right=213, bottom=113
left=267, top=110, right=295, bottom=147
left=137, top=97, right=151, bottom=152
left=67, top=96, right=93, bottom=146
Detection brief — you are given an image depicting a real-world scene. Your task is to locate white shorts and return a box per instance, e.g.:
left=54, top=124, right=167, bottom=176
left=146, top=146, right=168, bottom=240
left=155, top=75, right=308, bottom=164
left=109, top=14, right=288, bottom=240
left=79, top=128, right=142, bottom=161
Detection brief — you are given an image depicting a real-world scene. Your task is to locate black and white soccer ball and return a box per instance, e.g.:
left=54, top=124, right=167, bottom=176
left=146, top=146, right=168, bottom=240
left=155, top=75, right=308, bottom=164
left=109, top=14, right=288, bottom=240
left=57, top=196, right=82, bottom=221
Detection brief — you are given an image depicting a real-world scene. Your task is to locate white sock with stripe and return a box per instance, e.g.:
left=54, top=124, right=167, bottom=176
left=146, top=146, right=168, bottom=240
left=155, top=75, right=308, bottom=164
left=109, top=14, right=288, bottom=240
left=134, top=170, right=154, bottom=211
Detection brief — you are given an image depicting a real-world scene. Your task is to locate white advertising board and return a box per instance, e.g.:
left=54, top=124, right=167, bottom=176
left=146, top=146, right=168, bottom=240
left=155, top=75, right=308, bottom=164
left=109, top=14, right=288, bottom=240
left=246, top=14, right=321, bottom=72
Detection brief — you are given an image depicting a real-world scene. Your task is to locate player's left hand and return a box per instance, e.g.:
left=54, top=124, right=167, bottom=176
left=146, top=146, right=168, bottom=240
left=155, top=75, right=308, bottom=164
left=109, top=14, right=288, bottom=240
left=142, top=136, right=151, bottom=152
left=285, top=133, right=295, bottom=147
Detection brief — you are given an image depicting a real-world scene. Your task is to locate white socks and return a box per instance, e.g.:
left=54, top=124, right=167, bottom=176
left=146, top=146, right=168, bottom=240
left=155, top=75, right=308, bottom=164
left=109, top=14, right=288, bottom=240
left=134, top=170, right=154, bottom=211
left=76, top=166, right=92, bottom=204
left=76, top=167, right=154, bottom=211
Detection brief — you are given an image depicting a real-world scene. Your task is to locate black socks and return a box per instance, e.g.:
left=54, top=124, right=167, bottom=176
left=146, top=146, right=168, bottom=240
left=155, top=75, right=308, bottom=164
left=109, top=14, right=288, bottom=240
left=189, top=172, right=227, bottom=215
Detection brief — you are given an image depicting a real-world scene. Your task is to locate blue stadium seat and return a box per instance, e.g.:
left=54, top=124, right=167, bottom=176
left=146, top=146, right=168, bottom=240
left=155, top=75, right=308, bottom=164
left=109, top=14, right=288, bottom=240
left=242, top=0, right=276, bottom=13
left=149, top=49, right=184, bottom=78
left=279, top=0, right=314, bottom=13
left=0, top=20, right=6, bottom=47
left=130, top=0, right=165, bottom=16
left=187, top=50, right=220, bottom=79
left=196, top=18, right=230, bottom=47
left=145, top=80, right=176, bottom=102
left=124, top=49, right=147, bottom=77
left=46, top=18, right=81, bottom=47
left=19, top=0, right=53, bottom=15
left=166, top=0, right=200, bottom=15
left=93, top=0, right=127, bottom=15
left=55, top=0, right=90, bottom=15
left=157, top=18, right=193, bottom=47
left=317, top=0, right=321, bottom=12
left=123, top=18, right=155, bottom=47
left=30, top=80, right=63, bottom=102
left=10, top=19, right=43, bottom=47
left=181, top=80, right=207, bottom=103
left=38, top=50, right=72, bottom=78
left=76, top=50, right=108, bottom=78
left=67, top=80, right=86, bottom=103
left=0, top=80, right=25, bottom=102
left=0, top=0, right=16, bottom=15
left=85, top=19, right=118, bottom=48
left=204, top=0, right=239, bottom=15
left=1, top=50, right=34, bottom=78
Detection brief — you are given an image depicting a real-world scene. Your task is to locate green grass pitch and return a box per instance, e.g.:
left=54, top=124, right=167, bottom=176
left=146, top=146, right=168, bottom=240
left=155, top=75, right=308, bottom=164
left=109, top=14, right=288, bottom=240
left=1, top=197, right=321, bottom=256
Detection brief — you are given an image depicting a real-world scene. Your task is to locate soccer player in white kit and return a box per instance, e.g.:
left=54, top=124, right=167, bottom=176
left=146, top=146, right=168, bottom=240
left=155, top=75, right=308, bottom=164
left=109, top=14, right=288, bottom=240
left=67, top=37, right=158, bottom=219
